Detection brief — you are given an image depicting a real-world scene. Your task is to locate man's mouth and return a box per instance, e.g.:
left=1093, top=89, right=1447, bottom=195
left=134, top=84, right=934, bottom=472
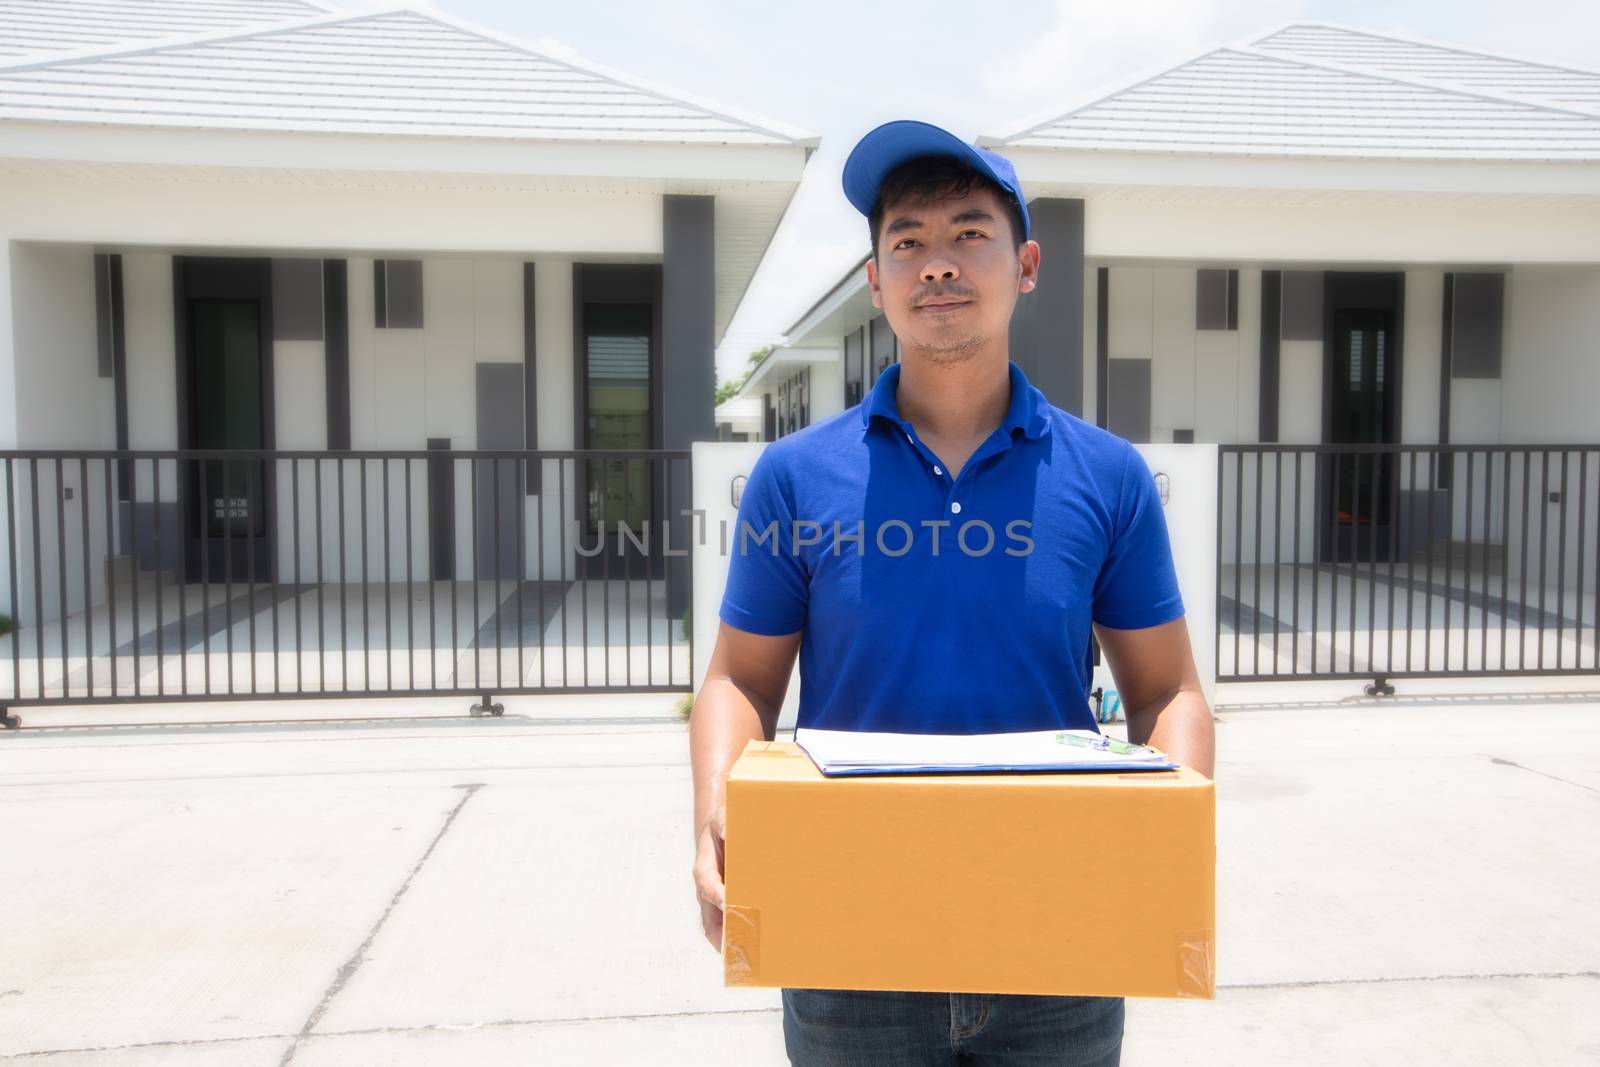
left=915, top=298, right=971, bottom=311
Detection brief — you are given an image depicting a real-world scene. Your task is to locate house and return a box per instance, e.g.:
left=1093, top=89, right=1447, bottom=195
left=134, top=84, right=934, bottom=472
left=761, top=23, right=1600, bottom=689
left=0, top=3, right=815, bottom=721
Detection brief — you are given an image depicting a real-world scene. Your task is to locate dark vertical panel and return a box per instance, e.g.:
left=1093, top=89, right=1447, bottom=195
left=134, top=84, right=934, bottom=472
left=1451, top=272, right=1504, bottom=379
left=1281, top=270, right=1324, bottom=340
left=762, top=393, right=775, bottom=441
left=661, top=193, right=713, bottom=616
left=1259, top=269, right=1282, bottom=443
left=522, top=262, right=540, bottom=494
left=1438, top=272, right=1454, bottom=448
left=475, top=363, right=522, bottom=578
left=1226, top=268, right=1239, bottom=331
left=843, top=327, right=863, bottom=406
left=1009, top=197, right=1084, bottom=414
left=109, top=254, right=130, bottom=501
left=870, top=314, right=895, bottom=384
left=870, top=313, right=883, bottom=388
left=270, top=258, right=324, bottom=341
left=427, top=437, right=453, bottom=580
left=373, top=259, right=387, bottom=328
left=662, top=195, right=714, bottom=449
left=1095, top=267, right=1109, bottom=429
left=385, top=259, right=424, bottom=329
left=1108, top=358, right=1151, bottom=443
left=323, top=259, right=350, bottom=450
left=1195, top=268, right=1227, bottom=330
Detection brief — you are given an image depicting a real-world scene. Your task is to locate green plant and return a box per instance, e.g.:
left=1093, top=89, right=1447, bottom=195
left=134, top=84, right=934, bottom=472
left=675, top=692, right=695, bottom=721
left=714, top=346, right=772, bottom=405
left=0, top=614, right=13, bottom=637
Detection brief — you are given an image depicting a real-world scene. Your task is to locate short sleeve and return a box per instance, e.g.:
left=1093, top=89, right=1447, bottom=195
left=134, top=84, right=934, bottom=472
left=717, top=448, right=809, bottom=636
left=1091, top=446, right=1185, bottom=630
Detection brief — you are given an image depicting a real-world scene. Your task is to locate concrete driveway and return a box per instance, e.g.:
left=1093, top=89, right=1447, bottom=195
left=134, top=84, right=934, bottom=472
left=0, top=690, right=1596, bottom=1065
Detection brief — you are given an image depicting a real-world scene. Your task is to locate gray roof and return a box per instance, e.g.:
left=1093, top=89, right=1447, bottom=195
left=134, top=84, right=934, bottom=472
left=0, top=5, right=814, bottom=145
left=987, top=23, right=1600, bottom=160
left=0, top=0, right=334, bottom=60
left=1250, top=24, right=1600, bottom=115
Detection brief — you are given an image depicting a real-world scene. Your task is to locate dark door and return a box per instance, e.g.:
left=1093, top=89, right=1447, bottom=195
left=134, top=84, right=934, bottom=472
left=185, top=297, right=273, bottom=582
left=1320, top=272, right=1403, bottom=564
left=573, top=264, right=663, bottom=581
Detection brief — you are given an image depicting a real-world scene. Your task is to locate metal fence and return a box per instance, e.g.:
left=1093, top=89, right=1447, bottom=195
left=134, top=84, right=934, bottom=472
left=0, top=449, right=693, bottom=728
left=1217, top=444, right=1599, bottom=690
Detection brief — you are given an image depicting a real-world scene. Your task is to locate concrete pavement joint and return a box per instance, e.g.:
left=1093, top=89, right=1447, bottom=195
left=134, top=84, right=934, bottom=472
left=1488, top=755, right=1600, bottom=794
left=1219, top=969, right=1600, bottom=992
left=0, top=1007, right=785, bottom=1062
left=0, top=760, right=685, bottom=790
left=275, top=782, right=485, bottom=1067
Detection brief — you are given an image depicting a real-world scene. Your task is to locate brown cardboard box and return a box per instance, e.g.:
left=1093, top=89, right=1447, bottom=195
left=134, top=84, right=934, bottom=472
left=723, top=740, right=1215, bottom=998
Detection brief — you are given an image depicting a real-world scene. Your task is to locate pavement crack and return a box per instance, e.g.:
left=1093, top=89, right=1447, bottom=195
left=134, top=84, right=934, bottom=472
left=276, top=782, right=485, bottom=1067
left=1488, top=756, right=1600, bottom=795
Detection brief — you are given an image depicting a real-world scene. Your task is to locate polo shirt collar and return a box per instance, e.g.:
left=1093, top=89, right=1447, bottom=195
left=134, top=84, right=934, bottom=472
left=860, top=359, right=1051, bottom=441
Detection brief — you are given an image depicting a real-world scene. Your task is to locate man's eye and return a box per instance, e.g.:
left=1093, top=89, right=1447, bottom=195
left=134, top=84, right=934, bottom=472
left=957, top=230, right=984, bottom=240
left=894, top=238, right=918, bottom=250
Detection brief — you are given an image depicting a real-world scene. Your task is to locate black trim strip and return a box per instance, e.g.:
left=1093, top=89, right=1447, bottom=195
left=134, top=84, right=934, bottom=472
left=523, top=262, right=539, bottom=494
left=428, top=437, right=454, bottom=580
left=1260, top=270, right=1281, bottom=443
left=323, top=259, right=350, bottom=451
left=1095, top=267, right=1109, bottom=429
left=373, top=258, right=387, bottom=329
left=1439, top=272, right=1454, bottom=449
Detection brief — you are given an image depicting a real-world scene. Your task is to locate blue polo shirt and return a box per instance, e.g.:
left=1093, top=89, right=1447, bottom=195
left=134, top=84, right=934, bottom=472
left=718, top=359, right=1183, bottom=734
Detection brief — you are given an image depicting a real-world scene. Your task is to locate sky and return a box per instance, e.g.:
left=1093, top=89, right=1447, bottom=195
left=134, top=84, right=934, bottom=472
left=351, top=1, right=1600, bottom=386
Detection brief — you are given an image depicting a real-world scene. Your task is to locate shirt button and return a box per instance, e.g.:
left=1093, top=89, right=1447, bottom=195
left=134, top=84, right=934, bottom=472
left=933, top=465, right=942, bottom=476
left=950, top=501, right=962, bottom=514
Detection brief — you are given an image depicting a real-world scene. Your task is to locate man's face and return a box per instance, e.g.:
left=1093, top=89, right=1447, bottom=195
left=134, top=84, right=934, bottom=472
left=866, top=183, right=1040, bottom=364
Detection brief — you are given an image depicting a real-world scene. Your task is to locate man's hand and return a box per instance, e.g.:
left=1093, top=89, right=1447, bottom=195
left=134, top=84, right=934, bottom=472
left=689, top=622, right=801, bottom=956
left=693, top=804, right=727, bottom=951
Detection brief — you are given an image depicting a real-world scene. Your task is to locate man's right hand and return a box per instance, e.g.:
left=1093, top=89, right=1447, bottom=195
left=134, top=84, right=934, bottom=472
left=692, top=804, right=727, bottom=952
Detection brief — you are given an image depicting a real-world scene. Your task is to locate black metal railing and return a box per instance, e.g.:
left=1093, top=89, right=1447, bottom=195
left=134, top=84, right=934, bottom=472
left=0, top=449, right=693, bottom=727
left=1217, top=444, right=1599, bottom=688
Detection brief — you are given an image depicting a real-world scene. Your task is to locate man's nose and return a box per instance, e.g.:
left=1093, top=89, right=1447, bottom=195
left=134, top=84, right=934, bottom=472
left=921, top=257, right=959, bottom=283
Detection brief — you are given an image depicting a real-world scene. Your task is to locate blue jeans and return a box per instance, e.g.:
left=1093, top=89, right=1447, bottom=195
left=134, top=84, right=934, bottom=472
left=781, top=988, right=1124, bottom=1065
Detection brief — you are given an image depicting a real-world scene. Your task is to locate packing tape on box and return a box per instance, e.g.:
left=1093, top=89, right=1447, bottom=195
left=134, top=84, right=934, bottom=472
left=1177, top=930, right=1217, bottom=999
left=724, top=905, right=761, bottom=985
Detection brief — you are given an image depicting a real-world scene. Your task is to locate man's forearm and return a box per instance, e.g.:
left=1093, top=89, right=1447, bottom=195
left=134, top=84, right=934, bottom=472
left=1126, top=689, right=1215, bottom=779
left=689, top=677, right=776, bottom=838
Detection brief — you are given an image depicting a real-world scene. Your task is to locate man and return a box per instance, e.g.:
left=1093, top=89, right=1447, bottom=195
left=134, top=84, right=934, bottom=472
left=690, top=119, right=1215, bottom=1065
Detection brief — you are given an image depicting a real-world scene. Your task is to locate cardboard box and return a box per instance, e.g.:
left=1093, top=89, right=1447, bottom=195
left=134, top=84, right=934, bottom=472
left=722, top=740, right=1215, bottom=998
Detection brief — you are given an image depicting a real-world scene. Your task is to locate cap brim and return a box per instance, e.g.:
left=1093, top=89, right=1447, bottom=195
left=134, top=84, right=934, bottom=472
left=841, top=120, right=1008, bottom=219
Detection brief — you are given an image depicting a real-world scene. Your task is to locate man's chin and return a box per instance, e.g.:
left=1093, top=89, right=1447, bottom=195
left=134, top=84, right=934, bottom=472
left=905, top=330, right=986, bottom=361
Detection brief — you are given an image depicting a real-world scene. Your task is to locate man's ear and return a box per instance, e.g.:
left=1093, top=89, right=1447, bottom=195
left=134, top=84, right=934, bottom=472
left=865, top=256, right=883, bottom=309
left=1017, top=240, right=1041, bottom=294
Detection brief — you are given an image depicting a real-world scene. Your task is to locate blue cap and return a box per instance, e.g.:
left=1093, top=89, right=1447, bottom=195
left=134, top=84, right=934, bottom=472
left=842, top=119, right=1031, bottom=241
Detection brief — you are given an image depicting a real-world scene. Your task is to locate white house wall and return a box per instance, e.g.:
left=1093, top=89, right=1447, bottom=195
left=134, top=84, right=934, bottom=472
left=1084, top=194, right=1600, bottom=264
left=1500, top=265, right=1600, bottom=579
left=4, top=242, right=115, bottom=622
left=3, top=243, right=596, bottom=621
left=0, top=174, right=663, bottom=258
